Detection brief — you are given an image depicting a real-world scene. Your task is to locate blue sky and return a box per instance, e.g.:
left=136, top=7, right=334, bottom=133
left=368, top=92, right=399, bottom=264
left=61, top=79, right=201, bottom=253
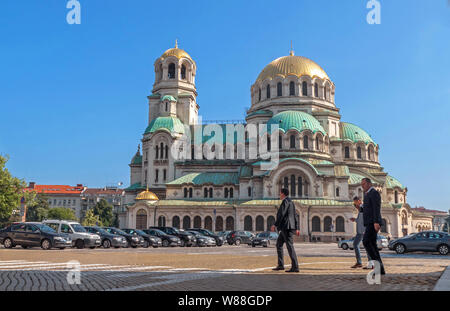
left=0, top=0, right=449, bottom=211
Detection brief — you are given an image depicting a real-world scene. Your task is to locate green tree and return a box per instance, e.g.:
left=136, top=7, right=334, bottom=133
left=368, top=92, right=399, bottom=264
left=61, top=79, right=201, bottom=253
left=26, top=193, right=50, bottom=221
left=0, top=155, right=29, bottom=225
left=47, top=207, right=77, bottom=221
left=92, top=199, right=113, bottom=226
left=81, top=209, right=102, bottom=226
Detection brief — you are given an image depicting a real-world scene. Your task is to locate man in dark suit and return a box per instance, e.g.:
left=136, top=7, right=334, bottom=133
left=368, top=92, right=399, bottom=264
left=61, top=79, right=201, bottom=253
left=271, top=188, right=300, bottom=273
left=361, top=178, right=386, bottom=275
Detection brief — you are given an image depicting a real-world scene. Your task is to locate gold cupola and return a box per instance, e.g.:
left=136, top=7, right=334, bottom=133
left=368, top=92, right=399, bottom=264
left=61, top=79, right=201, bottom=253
left=159, top=39, right=195, bottom=64
left=135, top=188, right=159, bottom=201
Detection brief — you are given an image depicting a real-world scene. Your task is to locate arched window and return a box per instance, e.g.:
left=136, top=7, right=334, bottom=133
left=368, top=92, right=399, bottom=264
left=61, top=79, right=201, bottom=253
left=289, top=81, right=295, bottom=96
left=181, top=64, right=186, bottom=79
left=336, top=216, right=345, bottom=232
left=136, top=209, right=148, bottom=230
left=155, top=146, right=159, bottom=159
left=182, top=216, right=191, bottom=229
left=256, top=216, right=264, bottom=231
left=303, top=135, right=309, bottom=149
left=226, top=216, right=234, bottom=231
left=160, top=143, right=164, bottom=159
left=324, top=87, right=328, bottom=100
left=290, top=175, right=296, bottom=197
left=336, top=187, right=340, bottom=197
left=224, top=188, right=229, bottom=198
left=297, top=177, right=303, bottom=197
left=172, top=216, right=180, bottom=229
left=258, top=88, right=261, bottom=101
left=189, top=188, right=193, bottom=198
left=290, top=135, right=295, bottom=149
left=266, top=84, right=271, bottom=99
left=279, top=135, right=283, bottom=150
left=168, top=63, right=175, bottom=79
left=267, top=135, right=271, bottom=151
left=244, top=216, right=253, bottom=231
left=324, top=216, right=333, bottom=232
left=312, top=216, right=321, bottom=232
left=277, top=82, right=282, bottom=97
left=165, top=102, right=168, bottom=112
left=209, top=188, right=213, bottom=198
left=357, top=146, right=362, bottom=159
left=394, top=191, right=398, bottom=204
left=302, top=81, right=307, bottom=96
left=194, top=216, right=202, bottom=228
left=204, top=216, right=213, bottom=230
left=184, top=188, right=188, bottom=198
left=344, top=146, right=350, bottom=159
left=163, top=169, right=167, bottom=181
left=267, top=216, right=276, bottom=231
left=215, top=216, right=223, bottom=231
left=248, top=187, right=252, bottom=197
left=283, top=177, right=289, bottom=190
left=316, top=136, right=321, bottom=151
left=229, top=188, right=233, bottom=198
left=158, top=215, right=166, bottom=227
left=165, top=145, right=168, bottom=159
left=204, top=188, right=208, bottom=198
left=381, top=218, right=387, bottom=233
left=314, top=83, right=319, bottom=97
left=155, top=169, right=159, bottom=182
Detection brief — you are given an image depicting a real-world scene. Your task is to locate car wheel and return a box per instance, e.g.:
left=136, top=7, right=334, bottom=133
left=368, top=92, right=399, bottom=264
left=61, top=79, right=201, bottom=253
left=143, top=241, right=149, bottom=248
left=102, top=239, right=111, bottom=249
left=75, top=239, right=85, bottom=249
left=3, top=238, right=13, bottom=249
left=162, top=240, right=169, bottom=247
left=180, top=240, right=185, bottom=247
left=89, top=246, right=96, bottom=249
left=59, top=248, right=66, bottom=250
left=41, top=239, right=51, bottom=250
left=252, top=244, right=256, bottom=248
left=341, top=243, right=348, bottom=250
left=235, top=239, right=241, bottom=246
left=438, top=244, right=449, bottom=255
left=395, top=243, right=406, bottom=254
left=21, top=245, right=28, bottom=249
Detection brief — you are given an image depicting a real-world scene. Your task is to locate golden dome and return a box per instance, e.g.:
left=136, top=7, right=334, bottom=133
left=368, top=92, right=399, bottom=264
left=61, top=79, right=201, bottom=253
left=159, top=41, right=194, bottom=63
left=256, top=54, right=330, bottom=82
left=135, top=190, right=159, bottom=201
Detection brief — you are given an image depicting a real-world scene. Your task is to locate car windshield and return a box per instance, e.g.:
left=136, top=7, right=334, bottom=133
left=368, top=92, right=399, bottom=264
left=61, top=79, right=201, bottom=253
left=71, top=224, right=87, bottom=233
left=35, top=224, right=56, bottom=233
left=135, top=229, right=147, bottom=235
left=257, top=232, right=269, bottom=238
left=113, top=228, right=127, bottom=235
left=151, top=229, right=165, bottom=235
left=93, top=227, right=107, bottom=234
left=202, top=229, right=214, bottom=235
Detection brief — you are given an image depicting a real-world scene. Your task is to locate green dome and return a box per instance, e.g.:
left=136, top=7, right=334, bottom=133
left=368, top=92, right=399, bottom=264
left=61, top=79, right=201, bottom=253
left=266, top=110, right=326, bottom=135
left=340, top=122, right=376, bottom=145
left=144, top=117, right=185, bottom=135
left=386, top=175, right=405, bottom=189
left=161, top=95, right=177, bottom=102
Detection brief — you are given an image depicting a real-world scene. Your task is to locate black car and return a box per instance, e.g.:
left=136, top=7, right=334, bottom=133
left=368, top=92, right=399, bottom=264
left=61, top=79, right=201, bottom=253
left=84, top=226, right=127, bottom=248
left=227, top=231, right=255, bottom=246
left=122, top=228, right=162, bottom=248
left=186, top=230, right=216, bottom=247
left=150, top=226, right=196, bottom=247
left=389, top=231, right=450, bottom=255
left=0, top=222, right=72, bottom=250
left=102, top=227, right=143, bottom=248
left=251, top=231, right=278, bottom=248
left=143, top=229, right=181, bottom=247
left=187, top=228, right=224, bottom=246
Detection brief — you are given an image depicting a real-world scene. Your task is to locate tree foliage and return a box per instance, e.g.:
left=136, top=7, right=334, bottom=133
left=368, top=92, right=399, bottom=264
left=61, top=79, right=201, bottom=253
left=0, top=155, right=28, bottom=223
left=47, top=207, right=77, bottom=221
left=92, top=199, right=113, bottom=226
left=26, top=193, right=50, bottom=222
left=82, top=209, right=102, bottom=226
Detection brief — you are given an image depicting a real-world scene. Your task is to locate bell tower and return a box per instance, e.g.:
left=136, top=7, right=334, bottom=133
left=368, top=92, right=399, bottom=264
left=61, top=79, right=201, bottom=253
left=148, top=40, right=199, bottom=126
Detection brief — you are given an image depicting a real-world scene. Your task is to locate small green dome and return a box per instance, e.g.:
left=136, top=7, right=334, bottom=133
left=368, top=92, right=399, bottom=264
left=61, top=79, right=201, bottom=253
left=340, top=122, right=376, bottom=145
left=161, top=95, right=177, bottom=102
left=266, top=110, right=326, bottom=135
left=144, top=117, right=185, bottom=135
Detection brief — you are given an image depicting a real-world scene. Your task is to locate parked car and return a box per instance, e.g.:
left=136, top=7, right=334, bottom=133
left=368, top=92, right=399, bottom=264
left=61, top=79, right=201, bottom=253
left=389, top=231, right=450, bottom=255
left=43, top=220, right=101, bottom=249
left=84, top=226, right=127, bottom=248
left=187, top=228, right=224, bottom=246
left=143, top=228, right=181, bottom=247
left=102, top=227, right=143, bottom=248
left=338, top=235, right=388, bottom=251
left=122, top=228, right=162, bottom=248
left=186, top=230, right=216, bottom=247
left=217, top=231, right=231, bottom=244
left=0, top=222, right=72, bottom=250
left=251, top=231, right=278, bottom=248
left=150, top=226, right=196, bottom=247
left=226, top=231, right=255, bottom=246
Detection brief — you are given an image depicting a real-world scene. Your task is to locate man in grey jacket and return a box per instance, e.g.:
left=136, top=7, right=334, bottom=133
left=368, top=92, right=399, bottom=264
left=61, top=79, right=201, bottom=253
left=349, top=196, right=370, bottom=268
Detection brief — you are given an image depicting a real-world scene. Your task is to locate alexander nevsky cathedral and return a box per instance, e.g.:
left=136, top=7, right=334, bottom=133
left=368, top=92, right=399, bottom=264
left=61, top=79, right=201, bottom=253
left=118, top=43, right=433, bottom=241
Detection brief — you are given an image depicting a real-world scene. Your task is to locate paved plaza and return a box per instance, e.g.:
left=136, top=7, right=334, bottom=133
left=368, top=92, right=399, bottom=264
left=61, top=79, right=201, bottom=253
left=0, top=243, right=448, bottom=291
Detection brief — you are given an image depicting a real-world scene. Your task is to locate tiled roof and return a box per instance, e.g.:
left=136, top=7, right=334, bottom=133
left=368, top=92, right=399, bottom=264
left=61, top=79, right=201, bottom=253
left=83, top=188, right=124, bottom=195
left=385, top=175, right=405, bottom=189
left=340, top=122, right=376, bottom=145
left=26, top=184, right=85, bottom=194
left=167, top=172, right=240, bottom=186
left=125, top=183, right=146, bottom=191
left=144, top=116, right=185, bottom=135
left=348, top=172, right=366, bottom=185
left=334, top=165, right=350, bottom=177
left=265, top=111, right=326, bottom=135
left=156, top=198, right=353, bottom=207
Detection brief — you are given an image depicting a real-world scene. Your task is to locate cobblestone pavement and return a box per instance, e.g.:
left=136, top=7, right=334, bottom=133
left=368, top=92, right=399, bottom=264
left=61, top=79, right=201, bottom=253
left=0, top=243, right=448, bottom=291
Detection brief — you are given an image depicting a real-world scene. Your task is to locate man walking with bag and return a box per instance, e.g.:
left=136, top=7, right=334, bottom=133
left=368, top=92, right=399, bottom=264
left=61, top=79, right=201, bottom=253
left=271, top=188, right=300, bottom=273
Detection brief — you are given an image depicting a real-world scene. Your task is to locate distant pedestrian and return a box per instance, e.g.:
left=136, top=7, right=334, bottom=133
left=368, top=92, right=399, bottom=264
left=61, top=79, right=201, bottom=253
left=271, top=188, right=300, bottom=273
left=349, top=196, right=371, bottom=268
left=361, top=178, right=386, bottom=275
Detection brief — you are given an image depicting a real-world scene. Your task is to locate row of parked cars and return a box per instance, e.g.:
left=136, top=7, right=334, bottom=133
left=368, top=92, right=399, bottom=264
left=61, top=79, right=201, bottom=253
left=338, top=231, right=450, bottom=255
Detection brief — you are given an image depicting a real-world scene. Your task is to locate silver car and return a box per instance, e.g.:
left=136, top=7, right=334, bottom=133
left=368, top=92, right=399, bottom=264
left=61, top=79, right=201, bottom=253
left=338, top=235, right=388, bottom=250
left=389, top=231, right=449, bottom=255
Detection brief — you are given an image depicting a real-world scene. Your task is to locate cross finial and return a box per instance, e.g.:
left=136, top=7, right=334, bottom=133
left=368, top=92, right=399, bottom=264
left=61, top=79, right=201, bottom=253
left=290, top=41, right=294, bottom=56
left=175, top=39, right=178, bottom=48
left=137, top=144, right=140, bottom=153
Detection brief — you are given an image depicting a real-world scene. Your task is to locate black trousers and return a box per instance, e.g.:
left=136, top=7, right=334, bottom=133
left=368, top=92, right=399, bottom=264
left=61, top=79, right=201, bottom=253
left=362, top=224, right=385, bottom=273
left=276, top=229, right=298, bottom=269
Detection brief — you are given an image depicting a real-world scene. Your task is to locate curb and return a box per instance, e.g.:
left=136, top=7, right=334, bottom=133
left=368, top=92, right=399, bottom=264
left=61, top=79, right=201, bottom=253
left=433, top=265, right=450, bottom=291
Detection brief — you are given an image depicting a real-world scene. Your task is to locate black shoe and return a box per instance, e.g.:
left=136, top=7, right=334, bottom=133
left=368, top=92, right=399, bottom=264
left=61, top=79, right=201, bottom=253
left=272, top=266, right=285, bottom=271
left=286, top=268, right=299, bottom=273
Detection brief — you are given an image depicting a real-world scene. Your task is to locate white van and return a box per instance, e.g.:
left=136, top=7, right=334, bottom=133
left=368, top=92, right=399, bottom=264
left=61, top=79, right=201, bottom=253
left=43, top=220, right=101, bottom=249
